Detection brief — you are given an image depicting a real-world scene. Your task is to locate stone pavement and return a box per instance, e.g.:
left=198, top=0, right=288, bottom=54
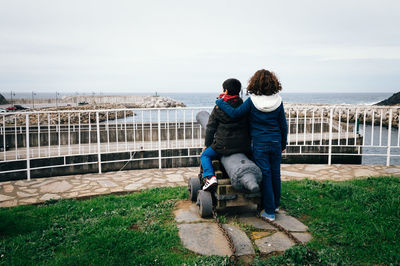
left=174, top=200, right=312, bottom=257
left=1, top=164, right=400, bottom=208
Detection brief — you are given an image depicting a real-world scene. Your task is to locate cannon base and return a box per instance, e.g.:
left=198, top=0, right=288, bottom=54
left=188, top=159, right=261, bottom=217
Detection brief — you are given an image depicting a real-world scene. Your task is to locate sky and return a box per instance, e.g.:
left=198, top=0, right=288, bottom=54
left=0, top=0, right=399, bottom=94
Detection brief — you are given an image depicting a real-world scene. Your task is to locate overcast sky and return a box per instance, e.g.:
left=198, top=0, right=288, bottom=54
left=0, top=0, right=399, bottom=94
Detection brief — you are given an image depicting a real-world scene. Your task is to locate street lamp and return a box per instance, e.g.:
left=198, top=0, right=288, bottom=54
left=32, top=91, right=36, bottom=109
left=10, top=91, right=15, bottom=106
left=55, top=92, right=60, bottom=109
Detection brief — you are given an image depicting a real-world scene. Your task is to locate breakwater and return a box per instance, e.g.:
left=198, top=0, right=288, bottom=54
left=13, top=95, right=186, bottom=108
left=285, top=104, right=399, bottom=128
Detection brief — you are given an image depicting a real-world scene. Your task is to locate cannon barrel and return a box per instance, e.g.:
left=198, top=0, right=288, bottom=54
left=196, top=111, right=262, bottom=193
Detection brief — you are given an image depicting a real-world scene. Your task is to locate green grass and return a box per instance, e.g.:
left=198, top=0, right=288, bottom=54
left=0, top=187, right=230, bottom=265
left=1, top=177, right=400, bottom=265
left=259, top=176, right=400, bottom=265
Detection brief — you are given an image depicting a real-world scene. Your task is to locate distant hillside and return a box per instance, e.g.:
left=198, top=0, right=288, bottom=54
left=375, top=92, right=400, bottom=105
left=0, top=93, right=8, bottom=104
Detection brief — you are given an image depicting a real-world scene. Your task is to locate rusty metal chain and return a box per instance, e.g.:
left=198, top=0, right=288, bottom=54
left=258, top=215, right=319, bottom=259
left=213, top=209, right=239, bottom=266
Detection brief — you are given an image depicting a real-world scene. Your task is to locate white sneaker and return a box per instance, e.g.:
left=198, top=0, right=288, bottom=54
left=202, top=176, right=217, bottom=191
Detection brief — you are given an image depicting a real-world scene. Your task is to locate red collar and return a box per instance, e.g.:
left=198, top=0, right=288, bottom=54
left=218, top=93, right=239, bottom=102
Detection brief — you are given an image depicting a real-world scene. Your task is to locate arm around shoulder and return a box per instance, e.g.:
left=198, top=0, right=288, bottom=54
left=215, top=98, right=251, bottom=118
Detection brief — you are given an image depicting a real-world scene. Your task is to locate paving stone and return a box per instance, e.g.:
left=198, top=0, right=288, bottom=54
left=30, top=179, right=55, bottom=188
left=304, top=164, right=331, bottom=172
left=125, top=183, right=141, bottom=191
left=97, top=180, right=118, bottom=187
left=62, top=192, right=79, bottom=198
left=274, top=212, right=308, bottom=232
left=94, top=188, right=109, bottom=193
left=177, top=223, right=232, bottom=256
left=281, top=171, right=311, bottom=178
left=166, top=174, right=184, bottom=182
left=222, top=224, right=255, bottom=256
left=384, top=168, right=400, bottom=174
left=292, top=232, right=312, bottom=244
left=110, top=188, right=123, bottom=192
left=3, top=184, right=14, bottom=193
left=40, top=194, right=61, bottom=201
left=20, top=197, right=38, bottom=204
left=0, top=200, right=18, bottom=207
left=40, top=181, right=73, bottom=193
left=20, top=188, right=37, bottom=193
left=14, top=180, right=30, bottom=186
left=17, top=191, right=37, bottom=198
left=353, top=169, right=377, bottom=177
left=236, top=215, right=275, bottom=230
left=174, top=201, right=209, bottom=223
left=0, top=194, right=14, bottom=202
left=255, top=232, right=294, bottom=254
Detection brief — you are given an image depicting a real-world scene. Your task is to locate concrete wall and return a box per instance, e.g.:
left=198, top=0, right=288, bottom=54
left=1, top=122, right=202, bottom=148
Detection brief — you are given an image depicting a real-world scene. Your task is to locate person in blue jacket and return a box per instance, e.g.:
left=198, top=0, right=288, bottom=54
left=216, top=69, right=288, bottom=221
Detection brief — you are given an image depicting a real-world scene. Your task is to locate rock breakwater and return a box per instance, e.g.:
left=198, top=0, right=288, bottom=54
left=14, top=95, right=186, bottom=108
left=285, top=104, right=399, bottom=128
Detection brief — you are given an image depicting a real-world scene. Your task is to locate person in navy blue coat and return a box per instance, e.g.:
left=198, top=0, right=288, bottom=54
left=216, top=69, right=288, bottom=221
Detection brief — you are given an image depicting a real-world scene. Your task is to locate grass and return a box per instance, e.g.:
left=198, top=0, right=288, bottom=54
left=262, top=176, right=400, bottom=265
left=0, top=177, right=399, bottom=265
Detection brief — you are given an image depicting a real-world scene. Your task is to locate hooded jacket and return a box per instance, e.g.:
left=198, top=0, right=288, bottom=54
left=205, top=97, right=251, bottom=156
left=216, top=94, right=288, bottom=150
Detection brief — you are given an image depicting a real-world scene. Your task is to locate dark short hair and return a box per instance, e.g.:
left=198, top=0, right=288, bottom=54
left=247, top=69, right=282, bottom=96
left=222, top=78, right=242, bottom=96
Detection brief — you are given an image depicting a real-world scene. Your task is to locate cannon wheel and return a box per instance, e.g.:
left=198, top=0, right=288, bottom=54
left=197, top=190, right=213, bottom=218
left=188, top=177, right=201, bottom=202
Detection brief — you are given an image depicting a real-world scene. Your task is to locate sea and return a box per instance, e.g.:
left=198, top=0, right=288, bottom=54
left=7, top=92, right=394, bottom=107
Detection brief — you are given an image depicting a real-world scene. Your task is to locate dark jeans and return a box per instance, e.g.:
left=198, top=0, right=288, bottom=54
left=200, top=146, right=219, bottom=178
left=252, top=141, right=282, bottom=214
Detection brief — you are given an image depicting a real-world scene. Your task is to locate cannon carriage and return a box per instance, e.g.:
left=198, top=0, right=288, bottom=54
left=188, top=110, right=262, bottom=218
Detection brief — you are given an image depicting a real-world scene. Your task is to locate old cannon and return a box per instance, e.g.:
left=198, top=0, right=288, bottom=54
left=188, top=111, right=262, bottom=217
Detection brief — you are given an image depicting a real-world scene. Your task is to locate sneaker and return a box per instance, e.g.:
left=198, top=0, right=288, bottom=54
left=202, top=176, right=217, bottom=191
left=275, top=208, right=279, bottom=212
left=260, top=210, right=275, bottom=221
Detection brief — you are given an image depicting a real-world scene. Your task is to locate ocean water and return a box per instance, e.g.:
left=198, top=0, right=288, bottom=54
left=4, top=92, right=393, bottom=107
left=162, top=92, right=393, bottom=107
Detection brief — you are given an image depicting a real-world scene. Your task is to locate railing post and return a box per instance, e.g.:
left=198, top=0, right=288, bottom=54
left=96, top=112, right=102, bottom=174
left=328, top=108, right=333, bottom=165
left=25, top=114, right=31, bottom=180
left=386, top=109, right=392, bottom=166
left=158, top=109, right=162, bottom=169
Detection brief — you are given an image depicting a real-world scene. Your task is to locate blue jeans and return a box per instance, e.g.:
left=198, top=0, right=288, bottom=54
left=200, top=146, right=219, bottom=178
left=252, top=141, right=282, bottom=214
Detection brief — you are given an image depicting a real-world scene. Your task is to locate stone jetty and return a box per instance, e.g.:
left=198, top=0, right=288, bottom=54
left=14, top=95, right=186, bottom=108
left=285, top=103, right=399, bottom=128
left=3, top=96, right=186, bottom=126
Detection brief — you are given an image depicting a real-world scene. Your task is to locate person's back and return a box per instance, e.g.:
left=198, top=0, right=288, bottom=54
left=206, top=97, right=250, bottom=156
left=201, top=78, right=250, bottom=191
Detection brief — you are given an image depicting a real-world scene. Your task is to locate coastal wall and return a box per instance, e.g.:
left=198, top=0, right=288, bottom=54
left=13, top=96, right=186, bottom=108
left=285, top=104, right=399, bottom=127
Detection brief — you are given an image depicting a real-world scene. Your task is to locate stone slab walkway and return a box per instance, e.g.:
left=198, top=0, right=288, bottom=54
left=174, top=200, right=311, bottom=257
left=1, top=164, right=400, bottom=208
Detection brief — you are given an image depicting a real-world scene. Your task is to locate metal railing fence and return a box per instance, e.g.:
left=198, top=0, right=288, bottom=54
left=0, top=105, right=399, bottom=180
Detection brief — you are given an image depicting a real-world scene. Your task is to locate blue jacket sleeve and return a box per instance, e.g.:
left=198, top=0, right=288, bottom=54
left=279, top=104, right=288, bottom=150
left=215, top=98, right=251, bottom=118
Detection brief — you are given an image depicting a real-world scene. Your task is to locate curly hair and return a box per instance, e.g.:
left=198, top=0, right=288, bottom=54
left=247, top=69, right=282, bottom=96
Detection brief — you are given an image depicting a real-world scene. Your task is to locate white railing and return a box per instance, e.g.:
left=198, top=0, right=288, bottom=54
left=0, top=105, right=399, bottom=180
